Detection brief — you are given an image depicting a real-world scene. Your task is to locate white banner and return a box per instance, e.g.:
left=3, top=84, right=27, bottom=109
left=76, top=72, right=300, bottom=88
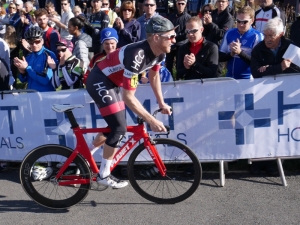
left=1, top=74, right=300, bottom=161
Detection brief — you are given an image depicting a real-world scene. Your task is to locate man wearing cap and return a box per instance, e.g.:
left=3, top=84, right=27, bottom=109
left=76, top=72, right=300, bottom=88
left=85, top=16, right=173, bottom=189
left=89, top=0, right=110, bottom=55
left=51, top=39, right=85, bottom=90
left=166, top=0, right=191, bottom=79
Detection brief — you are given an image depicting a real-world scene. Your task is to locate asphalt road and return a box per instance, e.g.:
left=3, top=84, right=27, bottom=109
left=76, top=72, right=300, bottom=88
left=1, top=169, right=300, bottom=225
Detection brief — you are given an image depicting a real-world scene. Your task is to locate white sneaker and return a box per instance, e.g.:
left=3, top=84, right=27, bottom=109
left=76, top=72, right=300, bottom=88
left=96, top=174, right=128, bottom=189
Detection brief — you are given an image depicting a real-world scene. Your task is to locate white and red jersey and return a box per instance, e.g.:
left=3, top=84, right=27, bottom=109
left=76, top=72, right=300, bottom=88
left=96, top=40, right=165, bottom=90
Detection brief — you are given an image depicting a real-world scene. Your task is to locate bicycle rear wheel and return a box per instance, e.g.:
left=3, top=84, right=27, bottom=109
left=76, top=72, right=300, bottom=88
left=20, top=145, right=91, bottom=209
left=127, top=138, right=201, bottom=204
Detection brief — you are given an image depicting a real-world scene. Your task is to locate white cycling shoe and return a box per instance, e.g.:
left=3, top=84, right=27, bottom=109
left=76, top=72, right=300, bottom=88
left=96, top=174, right=128, bottom=189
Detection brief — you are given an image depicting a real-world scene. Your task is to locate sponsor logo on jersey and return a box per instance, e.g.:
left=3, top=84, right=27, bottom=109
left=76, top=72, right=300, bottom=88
left=131, top=50, right=145, bottom=70
left=130, top=74, right=139, bottom=88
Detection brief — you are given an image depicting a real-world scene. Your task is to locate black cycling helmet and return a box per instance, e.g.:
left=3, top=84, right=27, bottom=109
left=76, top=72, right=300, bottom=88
left=24, top=26, right=44, bottom=40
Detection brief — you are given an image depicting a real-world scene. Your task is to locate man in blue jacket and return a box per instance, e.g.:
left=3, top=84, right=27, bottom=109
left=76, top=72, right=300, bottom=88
left=219, top=6, right=264, bottom=79
left=13, top=26, right=58, bottom=92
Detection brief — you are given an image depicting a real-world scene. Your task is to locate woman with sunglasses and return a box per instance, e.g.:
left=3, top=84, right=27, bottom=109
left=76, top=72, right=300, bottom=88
left=13, top=26, right=58, bottom=92
left=113, top=1, right=141, bottom=48
left=198, top=4, right=215, bottom=19
left=0, top=3, right=17, bottom=26
left=51, top=39, right=85, bottom=90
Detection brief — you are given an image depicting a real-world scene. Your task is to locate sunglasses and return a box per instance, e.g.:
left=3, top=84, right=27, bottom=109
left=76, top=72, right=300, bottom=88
left=236, top=19, right=250, bottom=24
left=177, top=3, right=185, bottom=5
left=185, top=28, right=199, bottom=34
left=61, top=3, right=68, bottom=6
left=28, top=39, right=42, bottom=45
left=102, top=3, right=109, bottom=6
left=203, top=10, right=211, bottom=13
left=123, top=8, right=132, bottom=12
left=144, top=3, right=155, bottom=7
left=159, top=33, right=176, bottom=40
left=9, top=7, right=16, bottom=9
left=15, top=4, right=19, bottom=6
left=57, top=48, right=67, bottom=53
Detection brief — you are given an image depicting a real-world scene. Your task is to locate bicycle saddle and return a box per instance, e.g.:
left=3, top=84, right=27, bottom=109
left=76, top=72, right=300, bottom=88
left=52, top=104, right=84, bottom=113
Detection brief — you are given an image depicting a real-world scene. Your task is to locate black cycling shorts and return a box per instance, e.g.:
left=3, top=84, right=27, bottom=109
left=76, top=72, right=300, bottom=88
left=86, top=67, right=126, bottom=147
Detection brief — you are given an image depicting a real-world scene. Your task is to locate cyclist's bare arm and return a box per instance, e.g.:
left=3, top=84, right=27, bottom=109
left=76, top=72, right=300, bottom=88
left=148, top=69, right=172, bottom=115
left=122, top=88, right=167, bottom=132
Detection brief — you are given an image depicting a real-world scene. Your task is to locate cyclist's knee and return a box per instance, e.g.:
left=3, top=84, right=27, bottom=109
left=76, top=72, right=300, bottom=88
left=105, top=131, right=126, bottom=148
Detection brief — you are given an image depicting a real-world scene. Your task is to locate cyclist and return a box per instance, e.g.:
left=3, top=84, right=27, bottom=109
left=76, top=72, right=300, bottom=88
left=86, top=15, right=174, bottom=189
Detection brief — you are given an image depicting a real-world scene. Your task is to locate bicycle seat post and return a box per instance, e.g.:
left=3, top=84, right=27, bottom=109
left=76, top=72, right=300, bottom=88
left=65, top=110, right=79, bottom=128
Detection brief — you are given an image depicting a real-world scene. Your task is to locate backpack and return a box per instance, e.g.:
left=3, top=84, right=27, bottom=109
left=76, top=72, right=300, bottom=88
left=44, top=27, right=60, bottom=50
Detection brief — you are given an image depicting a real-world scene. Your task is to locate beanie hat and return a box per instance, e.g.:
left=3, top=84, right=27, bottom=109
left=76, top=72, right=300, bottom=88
left=100, top=28, right=119, bottom=44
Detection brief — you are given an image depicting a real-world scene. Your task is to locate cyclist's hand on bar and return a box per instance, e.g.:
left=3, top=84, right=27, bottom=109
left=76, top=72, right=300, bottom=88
left=159, top=103, right=172, bottom=115
left=149, top=119, right=167, bottom=132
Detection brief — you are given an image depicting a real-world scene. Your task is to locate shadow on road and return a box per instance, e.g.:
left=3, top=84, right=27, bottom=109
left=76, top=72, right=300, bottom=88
left=0, top=200, right=69, bottom=213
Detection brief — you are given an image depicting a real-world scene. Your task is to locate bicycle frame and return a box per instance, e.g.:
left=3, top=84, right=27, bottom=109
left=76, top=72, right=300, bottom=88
left=55, top=111, right=167, bottom=186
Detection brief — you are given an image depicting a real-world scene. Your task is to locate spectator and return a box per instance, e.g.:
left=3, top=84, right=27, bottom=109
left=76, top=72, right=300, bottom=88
left=219, top=6, right=264, bottom=79
left=3, top=25, right=20, bottom=87
left=0, top=6, right=6, bottom=38
left=253, top=0, right=285, bottom=33
left=14, top=26, right=58, bottom=92
left=289, top=13, right=300, bottom=48
left=9, top=0, right=23, bottom=40
left=45, top=1, right=61, bottom=30
left=33, top=8, right=60, bottom=55
left=51, top=39, right=84, bottom=90
left=167, top=0, right=191, bottom=78
left=113, top=1, right=140, bottom=48
left=176, top=16, right=218, bottom=80
left=137, top=0, right=159, bottom=40
left=72, top=5, right=84, bottom=17
left=50, top=0, right=74, bottom=41
left=68, top=15, right=92, bottom=67
left=251, top=17, right=300, bottom=78
left=198, top=3, right=215, bottom=19
left=101, top=0, right=118, bottom=28
left=0, top=2, right=17, bottom=26
left=202, top=0, right=234, bottom=46
left=0, top=37, right=13, bottom=91
left=20, top=1, right=34, bottom=39
left=89, top=0, right=110, bottom=54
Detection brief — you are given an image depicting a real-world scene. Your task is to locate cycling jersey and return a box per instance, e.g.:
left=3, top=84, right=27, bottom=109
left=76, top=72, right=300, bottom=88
left=219, top=27, right=264, bottom=79
left=254, top=4, right=286, bottom=33
left=52, top=55, right=84, bottom=90
left=86, top=40, right=164, bottom=147
left=95, top=40, right=164, bottom=90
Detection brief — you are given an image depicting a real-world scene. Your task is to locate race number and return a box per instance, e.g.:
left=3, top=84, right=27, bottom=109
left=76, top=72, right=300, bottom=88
left=130, top=74, right=139, bottom=88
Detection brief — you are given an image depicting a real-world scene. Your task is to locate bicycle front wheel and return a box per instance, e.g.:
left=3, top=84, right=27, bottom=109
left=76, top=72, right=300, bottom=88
left=20, top=145, right=91, bottom=209
left=127, top=138, right=201, bottom=204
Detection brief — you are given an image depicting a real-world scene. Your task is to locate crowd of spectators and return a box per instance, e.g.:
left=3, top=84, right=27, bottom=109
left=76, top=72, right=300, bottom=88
left=1, top=0, right=300, bottom=172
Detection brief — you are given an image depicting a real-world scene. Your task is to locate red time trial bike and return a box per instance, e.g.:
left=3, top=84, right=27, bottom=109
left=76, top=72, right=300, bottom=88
left=20, top=104, right=201, bottom=209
